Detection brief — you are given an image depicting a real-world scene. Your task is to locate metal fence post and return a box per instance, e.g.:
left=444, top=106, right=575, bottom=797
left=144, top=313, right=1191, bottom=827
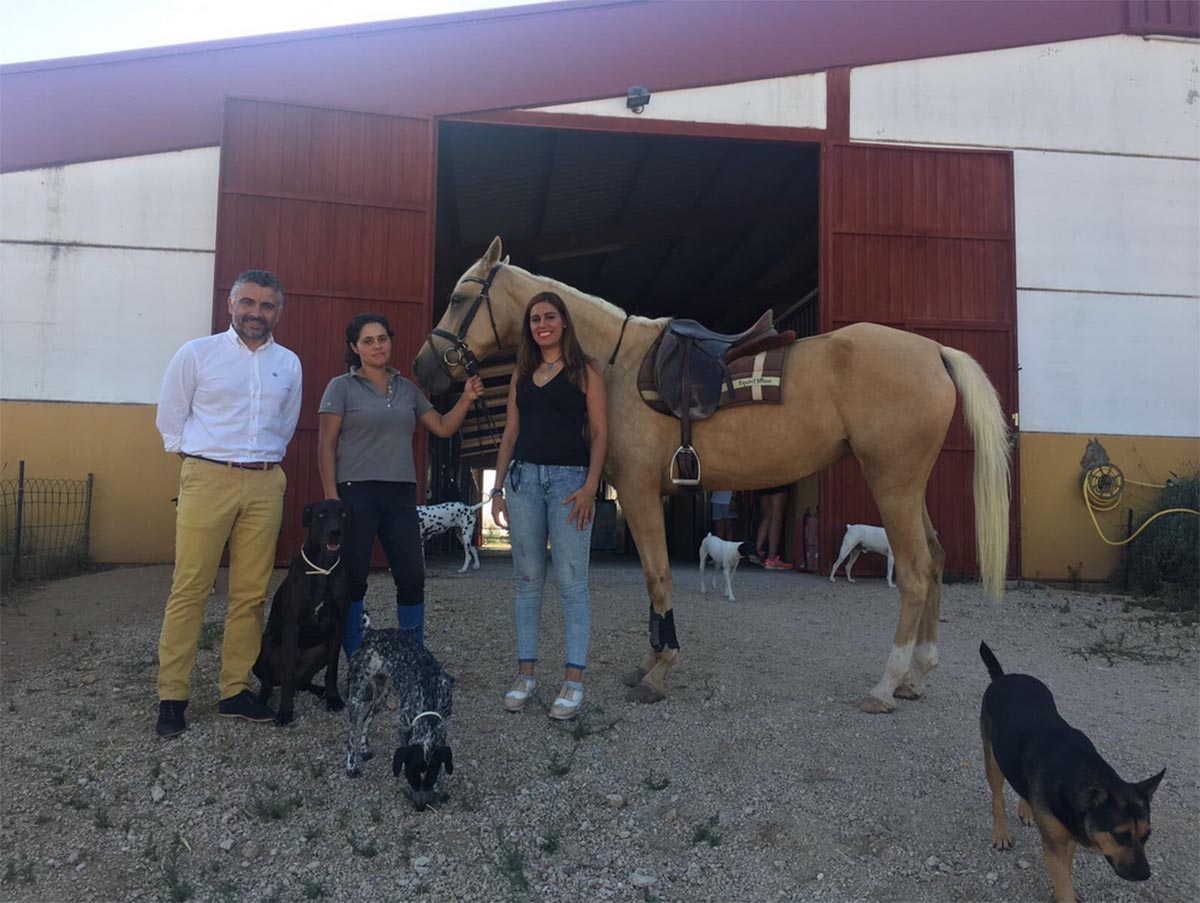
left=84, top=473, right=95, bottom=560
left=12, top=460, right=25, bottom=581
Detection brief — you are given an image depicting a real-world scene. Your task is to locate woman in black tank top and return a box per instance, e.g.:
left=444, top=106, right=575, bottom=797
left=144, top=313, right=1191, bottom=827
left=491, top=292, right=608, bottom=721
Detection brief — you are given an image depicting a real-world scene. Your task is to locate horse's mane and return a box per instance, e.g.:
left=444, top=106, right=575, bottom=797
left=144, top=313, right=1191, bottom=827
left=496, top=262, right=666, bottom=328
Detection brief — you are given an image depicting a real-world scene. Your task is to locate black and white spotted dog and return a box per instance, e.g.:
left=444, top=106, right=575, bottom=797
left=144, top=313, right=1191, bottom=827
left=417, top=497, right=492, bottom=573
left=344, top=628, right=454, bottom=811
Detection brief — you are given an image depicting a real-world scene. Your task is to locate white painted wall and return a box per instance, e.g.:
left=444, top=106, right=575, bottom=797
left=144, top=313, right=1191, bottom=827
left=1015, top=151, right=1200, bottom=298
left=529, top=73, right=826, bottom=130
left=1, top=244, right=216, bottom=403
left=851, top=35, right=1200, bottom=439
left=0, top=148, right=219, bottom=404
left=1, top=148, right=220, bottom=249
left=1018, top=291, right=1200, bottom=437
left=851, top=35, right=1200, bottom=157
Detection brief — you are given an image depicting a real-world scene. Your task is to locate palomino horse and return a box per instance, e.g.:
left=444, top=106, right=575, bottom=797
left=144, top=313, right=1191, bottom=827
left=414, top=238, right=1010, bottom=713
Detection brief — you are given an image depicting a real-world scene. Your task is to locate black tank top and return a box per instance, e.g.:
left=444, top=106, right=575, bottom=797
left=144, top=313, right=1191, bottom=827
left=513, top=371, right=589, bottom=467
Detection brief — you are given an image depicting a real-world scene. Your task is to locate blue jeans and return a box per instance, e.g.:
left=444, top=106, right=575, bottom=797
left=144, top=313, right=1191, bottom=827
left=505, top=462, right=593, bottom=671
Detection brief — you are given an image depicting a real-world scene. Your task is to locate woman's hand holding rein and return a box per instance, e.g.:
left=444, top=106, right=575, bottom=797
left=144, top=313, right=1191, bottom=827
left=420, top=374, right=485, bottom=438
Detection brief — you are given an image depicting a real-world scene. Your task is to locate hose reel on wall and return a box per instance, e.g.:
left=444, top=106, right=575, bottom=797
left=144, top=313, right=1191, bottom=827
left=1079, top=439, right=1199, bottom=547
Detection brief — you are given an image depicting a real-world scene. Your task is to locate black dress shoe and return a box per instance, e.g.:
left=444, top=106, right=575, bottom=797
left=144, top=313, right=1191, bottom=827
left=217, top=690, right=275, bottom=722
left=155, top=700, right=188, bottom=738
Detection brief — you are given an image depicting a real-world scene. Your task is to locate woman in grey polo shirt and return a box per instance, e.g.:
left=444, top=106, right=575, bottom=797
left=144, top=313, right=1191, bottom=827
left=318, top=313, right=483, bottom=652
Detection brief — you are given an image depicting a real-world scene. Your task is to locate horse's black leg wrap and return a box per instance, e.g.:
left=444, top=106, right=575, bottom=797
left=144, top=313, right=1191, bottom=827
left=648, top=606, right=679, bottom=653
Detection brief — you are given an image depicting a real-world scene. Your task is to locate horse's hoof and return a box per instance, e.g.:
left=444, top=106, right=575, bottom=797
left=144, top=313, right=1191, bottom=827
left=859, top=695, right=896, bottom=714
left=893, top=685, right=922, bottom=700
left=621, top=667, right=648, bottom=688
left=625, top=681, right=666, bottom=704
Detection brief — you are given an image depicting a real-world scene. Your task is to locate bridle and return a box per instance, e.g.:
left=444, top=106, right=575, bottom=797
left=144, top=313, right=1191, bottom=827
left=424, top=263, right=506, bottom=379
left=423, top=263, right=507, bottom=450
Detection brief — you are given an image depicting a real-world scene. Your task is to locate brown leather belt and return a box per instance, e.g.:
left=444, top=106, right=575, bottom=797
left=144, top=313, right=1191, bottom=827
left=182, top=453, right=277, bottom=471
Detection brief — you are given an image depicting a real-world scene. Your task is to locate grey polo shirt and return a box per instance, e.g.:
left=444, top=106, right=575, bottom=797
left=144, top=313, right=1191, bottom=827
left=319, top=368, right=433, bottom=483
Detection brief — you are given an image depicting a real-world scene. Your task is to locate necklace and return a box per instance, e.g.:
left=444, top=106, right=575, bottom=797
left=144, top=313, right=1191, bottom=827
left=542, top=356, right=562, bottom=371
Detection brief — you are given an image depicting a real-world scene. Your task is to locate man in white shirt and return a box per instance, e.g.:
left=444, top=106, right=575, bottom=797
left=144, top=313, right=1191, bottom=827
left=154, top=270, right=302, bottom=737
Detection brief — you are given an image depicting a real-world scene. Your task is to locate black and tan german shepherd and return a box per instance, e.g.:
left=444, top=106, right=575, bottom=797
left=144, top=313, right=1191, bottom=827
left=978, top=642, right=1165, bottom=903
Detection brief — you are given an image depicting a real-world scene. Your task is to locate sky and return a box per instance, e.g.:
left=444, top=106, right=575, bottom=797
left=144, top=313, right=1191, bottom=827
left=0, top=0, right=556, bottom=66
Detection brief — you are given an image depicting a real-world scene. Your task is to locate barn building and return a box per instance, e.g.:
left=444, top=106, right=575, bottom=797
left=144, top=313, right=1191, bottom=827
left=2, top=0, right=1197, bottom=581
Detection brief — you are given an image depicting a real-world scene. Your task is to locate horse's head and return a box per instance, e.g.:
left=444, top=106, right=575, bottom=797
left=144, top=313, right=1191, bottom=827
left=413, top=236, right=515, bottom=394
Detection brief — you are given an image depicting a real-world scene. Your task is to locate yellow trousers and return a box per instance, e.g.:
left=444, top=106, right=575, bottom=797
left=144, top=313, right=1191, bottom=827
left=157, top=458, right=286, bottom=700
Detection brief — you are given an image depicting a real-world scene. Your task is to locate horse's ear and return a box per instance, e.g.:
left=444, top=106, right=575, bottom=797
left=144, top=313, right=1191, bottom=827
left=483, top=236, right=503, bottom=267
left=501, top=254, right=510, bottom=265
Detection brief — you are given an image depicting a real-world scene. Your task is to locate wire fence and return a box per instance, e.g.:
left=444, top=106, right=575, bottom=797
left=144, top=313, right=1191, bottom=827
left=0, top=461, right=94, bottom=589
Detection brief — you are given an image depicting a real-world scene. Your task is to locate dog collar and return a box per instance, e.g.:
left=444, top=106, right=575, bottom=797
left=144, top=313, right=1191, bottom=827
left=409, top=710, right=444, bottom=727
left=300, top=547, right=340, bottom=576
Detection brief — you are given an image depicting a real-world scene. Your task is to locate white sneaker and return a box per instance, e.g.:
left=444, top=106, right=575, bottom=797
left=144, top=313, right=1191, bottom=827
left=548, top=683, right=586, bottom=721
left=503, top=674, right=537, bottom=713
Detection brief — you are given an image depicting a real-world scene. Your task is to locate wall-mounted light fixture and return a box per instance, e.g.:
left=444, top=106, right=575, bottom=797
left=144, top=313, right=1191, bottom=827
left=626, top=86, right=651, bottom=114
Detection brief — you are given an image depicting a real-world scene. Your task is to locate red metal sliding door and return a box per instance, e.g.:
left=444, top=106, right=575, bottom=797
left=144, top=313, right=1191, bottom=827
left=213, top=98, right=435, bottom=564
left=819, top=143, right=1019, bottom=578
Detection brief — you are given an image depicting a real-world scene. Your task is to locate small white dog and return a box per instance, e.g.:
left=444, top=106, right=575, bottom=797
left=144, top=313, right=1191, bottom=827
left=698, top=533, right=758, bottom=601
left=830, top=524, right=895, bottom=588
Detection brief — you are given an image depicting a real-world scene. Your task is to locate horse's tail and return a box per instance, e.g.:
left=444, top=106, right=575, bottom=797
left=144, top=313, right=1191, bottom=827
left=939, top=346, right=1011, bottom=602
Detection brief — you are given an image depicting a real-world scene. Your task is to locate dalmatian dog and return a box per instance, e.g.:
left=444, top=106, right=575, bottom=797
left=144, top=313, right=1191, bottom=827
left=699, top=532, right=758, bottom=602
left=829, top=524, right=896, bottom=588
left=417, top=496, right=492, bottom=574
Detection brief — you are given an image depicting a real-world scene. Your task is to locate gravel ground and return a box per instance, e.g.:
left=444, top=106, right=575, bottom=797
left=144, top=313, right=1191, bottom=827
left=1, top=556, right=1197, bottom=903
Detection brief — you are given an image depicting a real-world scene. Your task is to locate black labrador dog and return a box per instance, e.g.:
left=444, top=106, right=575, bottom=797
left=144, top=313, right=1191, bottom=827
left=253, top=499, right=350, bottom=725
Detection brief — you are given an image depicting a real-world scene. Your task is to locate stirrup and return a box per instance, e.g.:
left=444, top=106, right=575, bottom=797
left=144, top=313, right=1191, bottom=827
left=670, top=446, right=701, bottom=486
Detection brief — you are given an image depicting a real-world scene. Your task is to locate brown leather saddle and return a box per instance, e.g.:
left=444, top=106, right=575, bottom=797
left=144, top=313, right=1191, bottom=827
left=647, top=311, right=795, bottom=485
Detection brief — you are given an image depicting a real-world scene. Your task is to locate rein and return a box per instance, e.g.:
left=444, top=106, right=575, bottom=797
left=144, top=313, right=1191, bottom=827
left=607, top=314, right=633, bottom=368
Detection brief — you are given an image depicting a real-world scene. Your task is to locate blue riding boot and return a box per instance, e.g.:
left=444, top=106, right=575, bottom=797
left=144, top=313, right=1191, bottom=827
left=397, top=601, right=425, bottom=647
left=343, top=600, right=365, bottom=656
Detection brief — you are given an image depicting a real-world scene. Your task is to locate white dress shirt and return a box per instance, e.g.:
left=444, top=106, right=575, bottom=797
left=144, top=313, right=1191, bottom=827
left=156, top=326, right=303, bottom=462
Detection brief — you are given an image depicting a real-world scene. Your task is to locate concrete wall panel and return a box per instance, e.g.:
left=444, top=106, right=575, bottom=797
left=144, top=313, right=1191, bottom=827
left=1015, top=151, right=1200, bottom=297
left=851, top=35, right=1200, bottom=157
left=1, top=148, right=220, bottom=249
left=1018, top=290, right=1200, bottom=437
left=1, top=243, right=215, bottom=404
left=531, top=73, right=826, bottom=129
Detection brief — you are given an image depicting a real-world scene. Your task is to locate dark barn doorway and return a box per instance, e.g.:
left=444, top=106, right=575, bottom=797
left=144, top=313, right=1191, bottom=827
left=426, top=120, right=821, bottom=561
